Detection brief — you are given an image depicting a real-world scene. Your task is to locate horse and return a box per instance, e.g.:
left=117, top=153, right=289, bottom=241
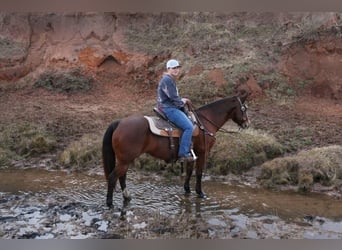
left=102, top=90, right=250, bottom=208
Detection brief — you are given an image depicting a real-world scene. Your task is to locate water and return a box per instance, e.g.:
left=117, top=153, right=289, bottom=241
left=0, top=168, right=342, bottom=238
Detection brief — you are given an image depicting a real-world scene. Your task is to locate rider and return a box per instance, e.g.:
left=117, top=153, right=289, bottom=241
left=157, top=59, right=195, bottom=162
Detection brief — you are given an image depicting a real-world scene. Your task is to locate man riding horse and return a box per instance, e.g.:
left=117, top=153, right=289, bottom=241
left=157, top=59, right=196, bottom=163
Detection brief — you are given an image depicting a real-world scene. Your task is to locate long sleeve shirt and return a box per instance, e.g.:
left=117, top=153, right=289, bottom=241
left=157, top=74, right=185, bottom=109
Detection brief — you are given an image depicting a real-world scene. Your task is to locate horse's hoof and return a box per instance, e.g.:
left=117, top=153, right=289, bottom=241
left=184, top=191, right=191, bottom=197
left=106, top=202, right=113, bottom=208
left=122, top=189, right=132, bottom=201
left=123, top=196, right=132, bottom=202
left=123, top=199, right=131, bottom=208
left=197, top=192, right=207, bottom=199
left=119, top=209, right=127, bottom=217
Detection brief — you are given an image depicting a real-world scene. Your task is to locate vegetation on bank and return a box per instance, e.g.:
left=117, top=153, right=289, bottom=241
left=124, top=13, right=342, bottom=104
left=259, top=145, right=342, bottom=192
left=55, top=127, right=285, bottom=176
left=208, top=128, right=284, bottom=175
left=1, top=119, right=341, bottom=195
left=34, top=69, right=93, bottom=93
left=0, top=123, right=56, bottom=168
left=58, top=133, right=102, bottom=171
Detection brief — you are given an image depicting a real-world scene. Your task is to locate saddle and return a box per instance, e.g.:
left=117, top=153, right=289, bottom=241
left=144, top=107, right=199, bottom=138
left=145, top=107, right=199, bottom=164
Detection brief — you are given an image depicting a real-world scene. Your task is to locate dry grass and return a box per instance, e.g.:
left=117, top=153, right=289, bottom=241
left=208, top=128, right=284, bottom=175
left=0, top=123, right=57, bottom=168
left=58, top=133, right=102, bottom=171
left=34, top=69, right=93, bottom=93
left=259, top=145, right=342, bottom=191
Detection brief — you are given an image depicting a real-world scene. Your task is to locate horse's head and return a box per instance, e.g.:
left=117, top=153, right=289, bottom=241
left=232, top=90, right=250, bottom=129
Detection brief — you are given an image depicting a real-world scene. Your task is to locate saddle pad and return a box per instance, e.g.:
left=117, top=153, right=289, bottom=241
left=144, top=116, right=199, bottom=137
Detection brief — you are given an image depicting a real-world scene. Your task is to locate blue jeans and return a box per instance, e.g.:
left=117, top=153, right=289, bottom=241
left=162, top=107, right=194, bottom=157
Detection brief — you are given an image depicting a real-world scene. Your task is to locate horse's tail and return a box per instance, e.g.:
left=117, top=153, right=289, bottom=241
left=102, top=120, right=120, bottom=180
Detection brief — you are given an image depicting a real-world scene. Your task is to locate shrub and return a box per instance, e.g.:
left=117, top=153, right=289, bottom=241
left=34, top=69, right=93, bottom=93
left=58, top=133, right=101, bottom=171
left=0, top=147, right=12, bottom=168
left=0, top=123, right=56, bottom=158
left=207, top=128, right=284, bottom=175
left=259, top=145, right=342, bottom=192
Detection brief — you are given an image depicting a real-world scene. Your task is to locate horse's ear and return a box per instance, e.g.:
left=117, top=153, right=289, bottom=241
left=236, top=89, right=250, bottom=102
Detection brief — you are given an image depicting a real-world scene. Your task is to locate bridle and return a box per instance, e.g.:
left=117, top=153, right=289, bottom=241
left=235, top=96, right=249, bottom=127
left=190, top=96, right=249, bottom=136
left=186, top=96, right=249, bottom=172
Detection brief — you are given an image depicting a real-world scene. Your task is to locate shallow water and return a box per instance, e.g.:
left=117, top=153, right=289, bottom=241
left=1, top=168, right=342, bottom=238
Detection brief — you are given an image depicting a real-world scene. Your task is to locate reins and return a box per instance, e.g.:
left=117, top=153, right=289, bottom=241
left=187, top=102, right=240, bottom=135
left=197, top=113, right=241, bottom=134
left=186, top=100, right=242, bottom=177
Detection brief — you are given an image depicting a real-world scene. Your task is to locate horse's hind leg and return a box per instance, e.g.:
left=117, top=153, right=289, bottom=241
left=106, top=171, right=117, bottom=207
left=119, top=173, right=131, bottom=202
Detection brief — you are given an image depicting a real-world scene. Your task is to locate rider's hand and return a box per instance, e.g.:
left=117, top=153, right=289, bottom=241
left=182, top=98, right=190, bottom=104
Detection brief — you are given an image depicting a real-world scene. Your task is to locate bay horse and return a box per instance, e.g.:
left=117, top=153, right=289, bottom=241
left=102, top=90, right=250, bottom=207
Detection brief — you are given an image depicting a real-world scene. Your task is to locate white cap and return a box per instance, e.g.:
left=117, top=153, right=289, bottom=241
left=166, top=59, right=180, bottom=69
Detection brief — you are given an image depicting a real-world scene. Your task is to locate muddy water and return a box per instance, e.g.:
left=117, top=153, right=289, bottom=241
left=1, top=168, right=342, bottom=239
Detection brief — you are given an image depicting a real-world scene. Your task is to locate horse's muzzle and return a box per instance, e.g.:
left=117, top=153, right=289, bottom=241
left=240, top=118, right=250, bottom=129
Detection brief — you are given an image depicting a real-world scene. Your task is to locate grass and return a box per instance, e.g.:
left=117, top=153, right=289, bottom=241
left=122, top=13, right=342, bottom=106
left=0, top=36, right=26, bottom=59
left=259, top=145, right=342, bottom=192
left=34, top=69, right=93, bottom=93
left=0, top=147, right=15, bottom=168
left=0, top=123, right=57, bottom=167
left=58, top=133, right=102, bottom=171
left=178, top=75, right=225, bottom=105
left=207, top=128, right=284, bottom=175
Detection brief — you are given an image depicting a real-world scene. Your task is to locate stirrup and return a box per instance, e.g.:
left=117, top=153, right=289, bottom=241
left=178, top=154, right=195, bottom=163
left=190, top=149, right=198, bottom=160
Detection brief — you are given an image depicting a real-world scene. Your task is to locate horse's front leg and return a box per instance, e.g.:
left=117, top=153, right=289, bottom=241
left=183, top=161, right=194, bottom=194
left=195, top=156, right=207, bottom=198
left=119, top=172, right=131, bottom=202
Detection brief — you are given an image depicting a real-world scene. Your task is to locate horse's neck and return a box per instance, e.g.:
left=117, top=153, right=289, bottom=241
left=197, top=97, right=235, bottom=132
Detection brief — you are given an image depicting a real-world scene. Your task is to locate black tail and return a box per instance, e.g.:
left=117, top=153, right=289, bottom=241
left=102, top=120, right=120, bottom=180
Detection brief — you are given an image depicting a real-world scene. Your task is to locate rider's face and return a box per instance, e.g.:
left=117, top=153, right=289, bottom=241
left=169, top=66, right=180, bottom=77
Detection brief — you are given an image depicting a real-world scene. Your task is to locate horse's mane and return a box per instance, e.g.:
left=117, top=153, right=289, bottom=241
left=196, top=95, right=236, bottom=111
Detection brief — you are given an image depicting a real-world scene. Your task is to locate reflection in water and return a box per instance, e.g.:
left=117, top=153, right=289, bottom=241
left=179, top=196, right=203, bottom=217
left=1, top=168, right=342, bottom=236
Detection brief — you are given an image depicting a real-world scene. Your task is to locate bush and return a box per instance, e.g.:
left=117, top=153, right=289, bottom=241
left=259, top=145, right=342, bottom=191
left=34, top=69, right=93, bottom=93
left=0, top=147, right=12, bottom=168
left=0, top=123, right=56, bottom=159
left=207, top=128, right=284, bottom=175
left=58, top=133, right=101, bottom=171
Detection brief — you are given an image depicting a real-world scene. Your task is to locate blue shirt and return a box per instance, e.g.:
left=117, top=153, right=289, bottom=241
left=157, top=74, right=185, bottom=109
